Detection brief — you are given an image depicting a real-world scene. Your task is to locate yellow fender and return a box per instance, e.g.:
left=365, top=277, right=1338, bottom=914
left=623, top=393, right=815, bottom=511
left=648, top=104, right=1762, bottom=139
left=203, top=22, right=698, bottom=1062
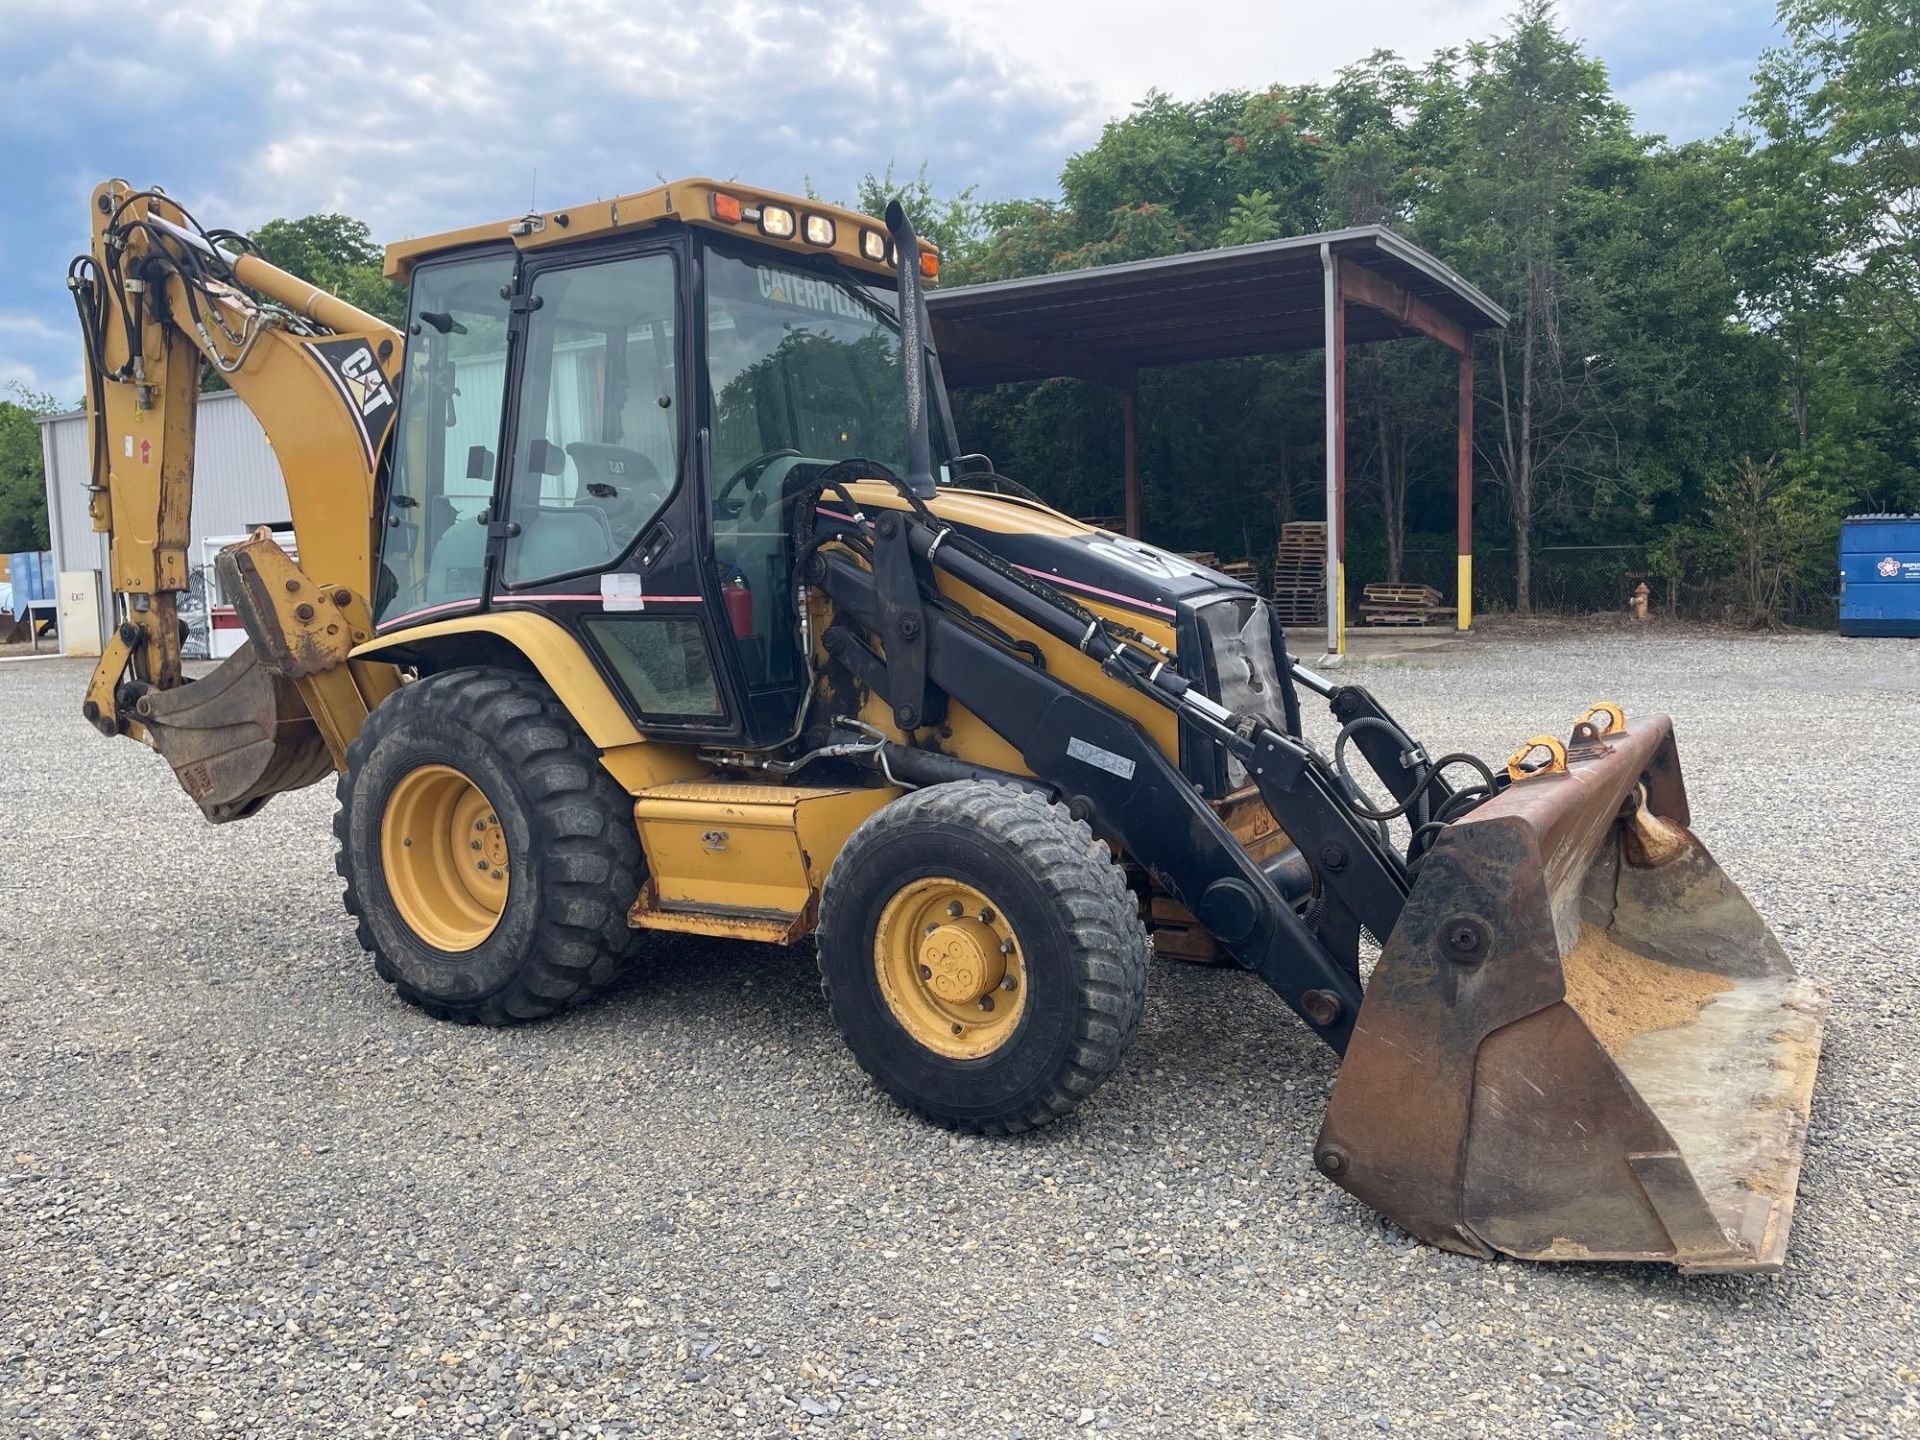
left=351, top=611, right=702, bottom=792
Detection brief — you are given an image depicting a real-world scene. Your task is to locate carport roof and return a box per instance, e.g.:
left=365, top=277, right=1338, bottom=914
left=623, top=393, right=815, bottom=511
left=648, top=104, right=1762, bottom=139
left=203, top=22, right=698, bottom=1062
left=925, top=224, right=1508, bottom=389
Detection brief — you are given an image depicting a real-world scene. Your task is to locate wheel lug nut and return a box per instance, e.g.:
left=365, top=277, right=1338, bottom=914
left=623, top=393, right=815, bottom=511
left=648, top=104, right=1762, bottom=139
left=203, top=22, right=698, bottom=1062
left=476, top=861, right=488, bottom=872
left=999, top=975, right=1016, bottom=991
left=491, top=869, right=503, bottom=881
left=979, top=995, right=994, bottom=1012
left=918, top=965, right=932, bottom=980
left=474, top=820, right=486, bottom=832
left=470, top=840, right=482, bottom=850
left=979, top=908, right=995, bottom=924
left=947, top=901, right=964, bottom=917
left=950, top=1023, right=963, bottom=1035
left=1000, top=939, right=1014, bottom=955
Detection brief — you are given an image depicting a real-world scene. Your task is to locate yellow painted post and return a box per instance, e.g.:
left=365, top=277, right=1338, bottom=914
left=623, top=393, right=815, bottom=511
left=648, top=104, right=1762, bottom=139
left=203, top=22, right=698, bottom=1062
left=1457, top=346, right=1474, bottom=632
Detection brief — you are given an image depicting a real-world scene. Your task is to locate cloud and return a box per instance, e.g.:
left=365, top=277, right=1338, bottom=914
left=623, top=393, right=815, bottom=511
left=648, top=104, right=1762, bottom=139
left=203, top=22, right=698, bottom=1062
left=0, top=0, right=1776, bottom=409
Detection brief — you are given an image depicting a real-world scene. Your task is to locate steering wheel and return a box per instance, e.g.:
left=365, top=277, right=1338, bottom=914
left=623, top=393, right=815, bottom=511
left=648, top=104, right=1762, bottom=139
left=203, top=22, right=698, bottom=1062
left=715, top=448, right=802, bottom=517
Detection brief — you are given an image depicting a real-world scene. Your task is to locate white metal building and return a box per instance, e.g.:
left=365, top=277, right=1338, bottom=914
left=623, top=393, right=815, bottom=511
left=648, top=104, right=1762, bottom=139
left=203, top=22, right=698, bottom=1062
left=37, top=389, right=291, bottom=657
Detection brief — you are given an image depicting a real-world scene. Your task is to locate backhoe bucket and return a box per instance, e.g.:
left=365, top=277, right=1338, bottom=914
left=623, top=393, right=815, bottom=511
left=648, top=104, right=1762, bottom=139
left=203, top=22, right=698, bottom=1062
left=1316, top=714, right=1826, bottom=1272
left=137, top=640, right=334, bottom=823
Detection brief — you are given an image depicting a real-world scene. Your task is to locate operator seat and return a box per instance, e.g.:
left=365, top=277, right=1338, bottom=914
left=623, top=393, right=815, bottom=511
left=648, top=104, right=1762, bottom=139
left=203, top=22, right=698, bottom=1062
left=565, top=442, right=671, bottom=529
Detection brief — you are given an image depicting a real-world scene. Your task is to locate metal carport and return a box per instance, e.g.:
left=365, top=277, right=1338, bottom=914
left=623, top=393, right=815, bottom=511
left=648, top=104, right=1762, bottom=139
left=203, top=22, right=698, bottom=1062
left=924, top=225, right=1508, bottom=654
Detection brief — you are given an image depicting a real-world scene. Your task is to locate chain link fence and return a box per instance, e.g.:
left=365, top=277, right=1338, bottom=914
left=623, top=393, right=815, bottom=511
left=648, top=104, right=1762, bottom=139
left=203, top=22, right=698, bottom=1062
left=1354, top=543, right=1650, bottom=618
left=1267, top=536, right=1839, bottom=625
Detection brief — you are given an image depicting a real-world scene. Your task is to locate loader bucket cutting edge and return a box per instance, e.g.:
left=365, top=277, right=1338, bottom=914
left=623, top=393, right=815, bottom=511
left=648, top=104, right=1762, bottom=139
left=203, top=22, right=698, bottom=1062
left=1316, top=715, right=1827, bottom=1272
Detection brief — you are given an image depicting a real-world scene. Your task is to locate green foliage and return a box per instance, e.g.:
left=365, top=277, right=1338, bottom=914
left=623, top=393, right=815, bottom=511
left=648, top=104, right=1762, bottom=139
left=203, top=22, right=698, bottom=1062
left=936, top=0, right=1917, bottom=620
left=185, top=0, right=1909, bottom=624
left=1699, top=455, right=1845, bottom=626
left=0, top=382, right=57, bottom=552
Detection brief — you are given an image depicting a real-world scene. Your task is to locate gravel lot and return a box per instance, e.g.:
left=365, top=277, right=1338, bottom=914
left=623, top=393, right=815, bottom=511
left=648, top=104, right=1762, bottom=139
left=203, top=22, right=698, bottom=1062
left=2, top=627, right=1916, bottom=1439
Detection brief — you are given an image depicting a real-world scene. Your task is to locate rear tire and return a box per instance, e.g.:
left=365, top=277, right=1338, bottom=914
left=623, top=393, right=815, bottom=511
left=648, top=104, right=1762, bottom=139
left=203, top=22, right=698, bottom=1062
left=334, top=667, right=642, bottom=1024
left=816, top=782, right=1149, bottom=1135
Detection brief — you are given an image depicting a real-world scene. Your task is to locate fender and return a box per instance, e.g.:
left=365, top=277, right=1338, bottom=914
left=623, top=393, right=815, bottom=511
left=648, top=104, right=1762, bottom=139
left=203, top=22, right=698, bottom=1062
left=351, top=611, right=703, bottom=793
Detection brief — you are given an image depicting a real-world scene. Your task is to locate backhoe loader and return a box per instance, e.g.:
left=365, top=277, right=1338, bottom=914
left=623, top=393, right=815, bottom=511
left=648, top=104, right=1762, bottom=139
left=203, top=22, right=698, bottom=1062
left=66, top=177, right=1825, bottom=1271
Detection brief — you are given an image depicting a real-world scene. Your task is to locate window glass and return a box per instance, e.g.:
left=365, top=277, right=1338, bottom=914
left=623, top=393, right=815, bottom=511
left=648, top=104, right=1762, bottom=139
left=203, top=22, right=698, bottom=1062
left=703, top=244, right=946, bottom=693
left=375, top=252, right=515, bottom=627
left=704, top=245, right=941, bottom=481
left=582, top=616, right=723, bottom=719
left=503, top=253, right=680, bottom=587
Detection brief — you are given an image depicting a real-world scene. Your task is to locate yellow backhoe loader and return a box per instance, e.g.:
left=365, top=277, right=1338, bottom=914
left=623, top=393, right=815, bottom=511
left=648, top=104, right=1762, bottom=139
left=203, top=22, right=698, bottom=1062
left=66, top=178, right=1825, bottom=1271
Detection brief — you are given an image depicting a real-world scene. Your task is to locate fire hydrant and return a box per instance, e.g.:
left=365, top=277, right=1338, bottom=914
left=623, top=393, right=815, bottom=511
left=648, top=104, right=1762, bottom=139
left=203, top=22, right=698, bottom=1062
left=1629, top=582, right=1651, bottom=621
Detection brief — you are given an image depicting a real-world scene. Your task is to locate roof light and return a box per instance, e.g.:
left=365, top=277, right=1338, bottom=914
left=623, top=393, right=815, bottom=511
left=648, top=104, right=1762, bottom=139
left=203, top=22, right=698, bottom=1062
left=759, top=204, right=796, bottom=239
left=710, top=192, right=744, bottom=224
left=919, top=249, right=940, bottom=280
left=803, top=214, right=835, bottom=247
left=860, top=229, right=887, bottom=263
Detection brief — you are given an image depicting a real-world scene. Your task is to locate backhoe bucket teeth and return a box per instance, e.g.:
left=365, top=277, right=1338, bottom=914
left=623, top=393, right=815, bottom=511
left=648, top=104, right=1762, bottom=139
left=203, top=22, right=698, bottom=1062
left=1316, top=715, right=1826, bottom=1272
left=137, top=641, right=334, bottom=823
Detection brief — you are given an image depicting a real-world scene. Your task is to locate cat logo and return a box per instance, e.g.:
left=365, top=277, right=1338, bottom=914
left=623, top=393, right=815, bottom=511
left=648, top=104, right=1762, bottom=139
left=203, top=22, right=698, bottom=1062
left=308, top=337, right=398, bottom=470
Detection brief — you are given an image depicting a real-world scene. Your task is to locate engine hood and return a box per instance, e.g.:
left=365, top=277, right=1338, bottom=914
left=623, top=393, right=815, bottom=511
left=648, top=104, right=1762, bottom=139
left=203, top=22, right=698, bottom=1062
left=835, top=481, right=1258, bottom=626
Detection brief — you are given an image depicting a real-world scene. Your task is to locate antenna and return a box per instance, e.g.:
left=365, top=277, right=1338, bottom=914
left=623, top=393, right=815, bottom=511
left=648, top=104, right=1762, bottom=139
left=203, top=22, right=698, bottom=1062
left=530, top=167, right=538, bottom=213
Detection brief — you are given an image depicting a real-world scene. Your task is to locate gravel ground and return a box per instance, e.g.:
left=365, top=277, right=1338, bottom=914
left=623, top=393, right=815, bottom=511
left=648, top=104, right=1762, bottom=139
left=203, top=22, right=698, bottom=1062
left=1, top=627, right=1915, bottom=1439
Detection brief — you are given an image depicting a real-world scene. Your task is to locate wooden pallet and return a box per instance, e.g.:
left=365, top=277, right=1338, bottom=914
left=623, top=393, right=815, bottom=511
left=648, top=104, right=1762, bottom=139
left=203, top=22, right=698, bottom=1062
left=1360, top=581, right=1453, bottom=626
left=1271, top=521, right=1328, bottom=625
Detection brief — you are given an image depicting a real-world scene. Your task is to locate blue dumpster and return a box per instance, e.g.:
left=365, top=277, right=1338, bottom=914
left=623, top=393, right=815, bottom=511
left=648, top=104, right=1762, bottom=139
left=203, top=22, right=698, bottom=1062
left=1839, top=515, right=1920, bottom=637
left=7, top=550, right=54, bottom=621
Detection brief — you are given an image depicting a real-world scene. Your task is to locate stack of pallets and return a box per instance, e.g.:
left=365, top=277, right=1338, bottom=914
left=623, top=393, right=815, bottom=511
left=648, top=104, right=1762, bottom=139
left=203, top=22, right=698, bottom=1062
left=1181, top=551, right=1260, bottom=586
left=1359, top=582, right=1455, bottom=626
left=1269, top=522, right=1327, bottom=627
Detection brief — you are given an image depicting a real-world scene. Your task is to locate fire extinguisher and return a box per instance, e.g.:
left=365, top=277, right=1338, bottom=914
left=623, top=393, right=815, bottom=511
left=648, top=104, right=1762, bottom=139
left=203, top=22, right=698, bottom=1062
left=723, top=567, right=754, bottom=638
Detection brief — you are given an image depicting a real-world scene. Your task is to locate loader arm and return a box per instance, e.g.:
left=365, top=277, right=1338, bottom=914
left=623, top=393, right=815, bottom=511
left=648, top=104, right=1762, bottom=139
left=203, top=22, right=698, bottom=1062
left=70, top=181, right=404, bottom=817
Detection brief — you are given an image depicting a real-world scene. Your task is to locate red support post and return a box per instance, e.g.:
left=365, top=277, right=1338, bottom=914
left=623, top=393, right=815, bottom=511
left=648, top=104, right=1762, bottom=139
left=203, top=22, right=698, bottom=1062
left=1457, top=347, right=1474, bottom=631
left=1332, top=272, right=1347, bottom=647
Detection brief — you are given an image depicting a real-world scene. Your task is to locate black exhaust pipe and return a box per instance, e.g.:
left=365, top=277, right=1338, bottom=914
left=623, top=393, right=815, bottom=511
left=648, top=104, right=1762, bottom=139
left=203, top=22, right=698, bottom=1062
left=884, top=200, right=936, bottom=501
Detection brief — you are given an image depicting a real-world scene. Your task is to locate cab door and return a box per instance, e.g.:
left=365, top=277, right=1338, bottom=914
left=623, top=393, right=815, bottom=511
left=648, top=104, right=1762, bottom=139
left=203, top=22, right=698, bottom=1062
left=495, top=247, right=684, bottom=590
left=490, top=241, right=733, bottom=731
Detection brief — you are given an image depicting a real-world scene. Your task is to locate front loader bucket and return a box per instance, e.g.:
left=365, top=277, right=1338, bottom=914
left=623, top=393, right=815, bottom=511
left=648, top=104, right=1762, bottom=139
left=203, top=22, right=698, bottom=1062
left=137, top=641, right=334, bottom=823
left=1316, top=715, right=1826, bottom=1273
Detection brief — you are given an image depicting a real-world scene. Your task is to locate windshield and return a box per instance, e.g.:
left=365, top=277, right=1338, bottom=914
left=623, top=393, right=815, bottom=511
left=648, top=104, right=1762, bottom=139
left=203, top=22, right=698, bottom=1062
left=703, top=243, right=948, bottom=480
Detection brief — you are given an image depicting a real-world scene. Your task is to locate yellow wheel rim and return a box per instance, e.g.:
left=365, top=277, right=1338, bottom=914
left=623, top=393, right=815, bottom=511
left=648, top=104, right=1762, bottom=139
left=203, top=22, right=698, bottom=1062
left=378, top=763, right=508, bottom=952
left=874, top=877, right=1027, bottom=1059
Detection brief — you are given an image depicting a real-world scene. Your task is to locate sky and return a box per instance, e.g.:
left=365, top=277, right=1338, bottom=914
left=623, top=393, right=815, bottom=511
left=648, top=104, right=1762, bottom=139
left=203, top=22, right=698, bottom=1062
left=0, top=0, right=1782, bottom=406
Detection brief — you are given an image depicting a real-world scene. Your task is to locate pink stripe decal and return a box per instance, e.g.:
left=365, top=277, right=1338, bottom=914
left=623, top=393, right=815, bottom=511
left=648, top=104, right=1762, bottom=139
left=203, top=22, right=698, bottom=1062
left=375, top=598, right=481, bottom=631
left=817, top=507, right=867, bottom=526
left=489, top=594, right=707, bottom=605
left=1014, top=565, right=1175, bottom=617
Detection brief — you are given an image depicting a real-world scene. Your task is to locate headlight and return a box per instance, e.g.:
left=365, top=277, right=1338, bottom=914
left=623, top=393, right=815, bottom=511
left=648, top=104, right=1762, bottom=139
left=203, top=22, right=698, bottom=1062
left=803, top=214, right=835, bottom=247
left=759, top=204, right=796, bottom=239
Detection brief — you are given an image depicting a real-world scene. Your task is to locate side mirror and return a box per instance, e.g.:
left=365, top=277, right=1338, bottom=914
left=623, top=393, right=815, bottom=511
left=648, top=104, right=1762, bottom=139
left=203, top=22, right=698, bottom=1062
left=465, top=446, right=494, bottom=482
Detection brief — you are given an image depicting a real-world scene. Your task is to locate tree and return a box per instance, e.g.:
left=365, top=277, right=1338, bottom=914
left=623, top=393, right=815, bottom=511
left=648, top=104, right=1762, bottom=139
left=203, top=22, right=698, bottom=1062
left=249, top=214, right=407, bottom=329
left=0, top=382, right=59, bottom=552
left=1702, top=454, right=1844, bottom=626
left=1769, top=0, right=1920, bottom=405
left=1423, top=2, right=1633, bottom=611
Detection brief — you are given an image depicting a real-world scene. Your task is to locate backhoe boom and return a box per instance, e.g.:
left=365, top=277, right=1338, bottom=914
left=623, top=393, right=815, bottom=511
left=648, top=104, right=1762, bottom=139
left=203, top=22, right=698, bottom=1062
left=71, top=181, right=404, bottom=815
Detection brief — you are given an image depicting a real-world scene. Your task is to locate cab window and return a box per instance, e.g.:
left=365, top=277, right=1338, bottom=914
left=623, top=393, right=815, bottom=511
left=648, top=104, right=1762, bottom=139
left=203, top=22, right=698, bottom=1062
left=703, top=243, right=945, bottom=691
left=502, top=252, right=680, bottom=588
left=375, top=252, right=515, bottom=627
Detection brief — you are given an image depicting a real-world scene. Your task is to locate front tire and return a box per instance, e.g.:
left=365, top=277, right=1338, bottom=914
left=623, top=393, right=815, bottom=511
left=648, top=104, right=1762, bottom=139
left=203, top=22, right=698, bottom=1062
left=816, top=782, right=1149, bottom=1134
left=334, top=667, right=643, bottom=1024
